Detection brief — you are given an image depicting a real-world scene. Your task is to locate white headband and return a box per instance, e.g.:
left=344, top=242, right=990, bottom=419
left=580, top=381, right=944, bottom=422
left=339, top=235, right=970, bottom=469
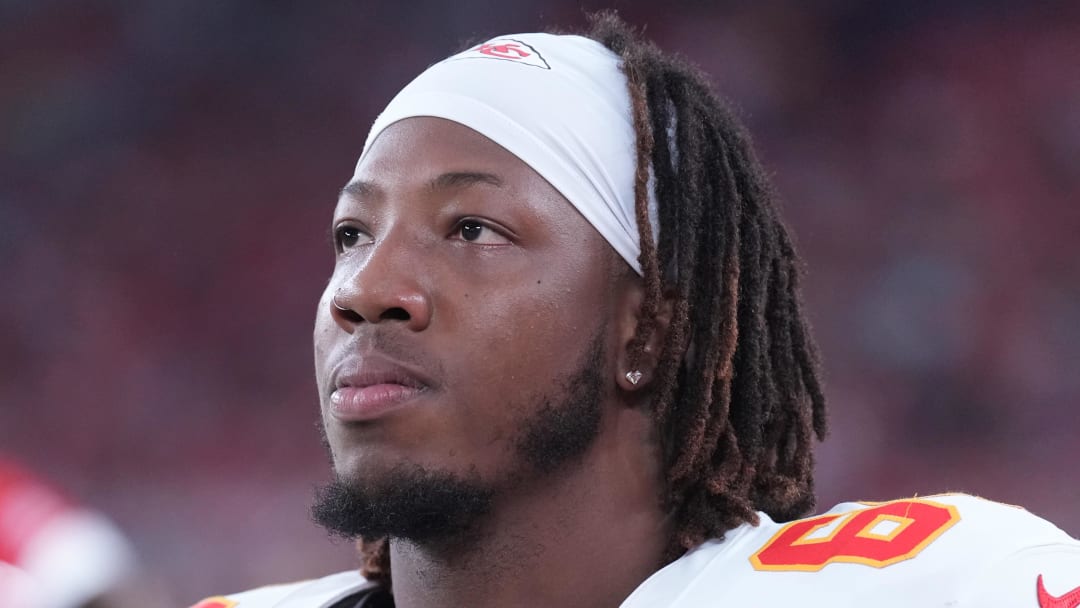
left=354, top=32, right=657, bottom=276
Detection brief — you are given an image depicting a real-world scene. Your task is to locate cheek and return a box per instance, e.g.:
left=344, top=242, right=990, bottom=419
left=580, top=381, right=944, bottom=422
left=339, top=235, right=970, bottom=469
left=312, top=283, right=339, bottom=396
left=437, top=278, right=608, bottom=441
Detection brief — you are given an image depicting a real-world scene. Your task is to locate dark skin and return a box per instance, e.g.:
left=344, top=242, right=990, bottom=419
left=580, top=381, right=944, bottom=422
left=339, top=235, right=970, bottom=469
left=314, top=117, right=673, bottom=608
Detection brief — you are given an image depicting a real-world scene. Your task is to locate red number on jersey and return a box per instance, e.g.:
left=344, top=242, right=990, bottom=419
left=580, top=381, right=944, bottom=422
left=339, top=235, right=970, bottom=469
left=750, top=498, right=960, bottom=571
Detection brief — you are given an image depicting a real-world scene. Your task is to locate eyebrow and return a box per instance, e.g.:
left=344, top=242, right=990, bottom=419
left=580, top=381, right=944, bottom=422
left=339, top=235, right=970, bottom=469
left=340, top=180, right=377, bottom=200
left=427, top=171, right=503, bottom=192
left=339, top=171, right=503, bottom=200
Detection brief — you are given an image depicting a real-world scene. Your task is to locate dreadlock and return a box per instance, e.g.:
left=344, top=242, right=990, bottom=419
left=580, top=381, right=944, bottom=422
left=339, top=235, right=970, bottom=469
left=356, top=10, right=827, bottom=587
left=590, top=10, right=827, bottom=555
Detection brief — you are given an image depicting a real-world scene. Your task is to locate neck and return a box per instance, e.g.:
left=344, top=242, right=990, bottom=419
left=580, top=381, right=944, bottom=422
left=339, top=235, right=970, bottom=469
left=388, top=406, right=669, bottom=608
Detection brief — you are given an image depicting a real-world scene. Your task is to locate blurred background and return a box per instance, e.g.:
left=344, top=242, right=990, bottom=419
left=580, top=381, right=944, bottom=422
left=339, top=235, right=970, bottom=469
left=2, top=0, right=1078, bottom=603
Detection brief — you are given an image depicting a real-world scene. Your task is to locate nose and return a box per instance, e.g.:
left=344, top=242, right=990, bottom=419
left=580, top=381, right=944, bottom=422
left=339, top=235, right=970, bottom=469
left=329, top=243, right=433, bottom=333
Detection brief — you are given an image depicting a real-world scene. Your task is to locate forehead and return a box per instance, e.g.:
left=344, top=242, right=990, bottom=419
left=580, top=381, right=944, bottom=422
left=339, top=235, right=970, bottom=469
left=350, top=117, right=547, bottom=192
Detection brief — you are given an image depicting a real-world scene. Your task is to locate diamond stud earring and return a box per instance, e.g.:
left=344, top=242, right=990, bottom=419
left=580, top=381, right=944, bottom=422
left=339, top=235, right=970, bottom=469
left=625, top=370, right=643, bottom=385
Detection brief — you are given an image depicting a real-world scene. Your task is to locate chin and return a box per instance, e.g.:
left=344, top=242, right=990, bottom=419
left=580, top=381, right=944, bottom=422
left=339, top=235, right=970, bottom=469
left=312, top=456, right=495, bottom=542
left=331, top=443, right=444, bottom=487
left=330, top=446, right=390, bottom=484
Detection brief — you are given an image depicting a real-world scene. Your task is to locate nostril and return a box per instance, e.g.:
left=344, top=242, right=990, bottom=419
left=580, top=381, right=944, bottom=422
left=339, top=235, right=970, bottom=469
left=335, top=307, right=364, bottom=323
left=381, top=307, right=410, bottom=321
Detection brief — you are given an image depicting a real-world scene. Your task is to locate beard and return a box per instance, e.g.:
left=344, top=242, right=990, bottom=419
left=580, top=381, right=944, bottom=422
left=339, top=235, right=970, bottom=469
left=311, top=330, right=606, bottom=544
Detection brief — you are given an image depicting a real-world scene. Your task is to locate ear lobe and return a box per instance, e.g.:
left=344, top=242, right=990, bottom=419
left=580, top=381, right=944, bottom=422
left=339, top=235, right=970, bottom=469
left=614, top=279, right=674, bottom=392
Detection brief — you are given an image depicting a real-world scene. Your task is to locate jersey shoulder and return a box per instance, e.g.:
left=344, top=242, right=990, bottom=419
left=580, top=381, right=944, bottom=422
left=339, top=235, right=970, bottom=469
left=815, top=492, right=1074, bottom=557
left=621, top=493, right=1080, bottom=608
left=189, top=571, right=373, bottom=608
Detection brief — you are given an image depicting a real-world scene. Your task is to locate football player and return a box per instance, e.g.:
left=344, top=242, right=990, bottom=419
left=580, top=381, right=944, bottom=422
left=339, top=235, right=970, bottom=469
left=191, top=13, right=1080, bottom=608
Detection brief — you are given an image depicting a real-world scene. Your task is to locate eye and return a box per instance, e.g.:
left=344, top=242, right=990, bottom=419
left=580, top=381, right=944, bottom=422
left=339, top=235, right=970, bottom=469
left=334, top=225, right=371, bottom=251
left=453, top=219, right=511, bottom=245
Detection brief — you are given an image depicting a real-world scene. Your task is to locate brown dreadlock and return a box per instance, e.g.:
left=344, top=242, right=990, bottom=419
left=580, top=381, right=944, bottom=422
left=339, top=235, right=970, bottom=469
left=356, top=10, right=827, bottom=587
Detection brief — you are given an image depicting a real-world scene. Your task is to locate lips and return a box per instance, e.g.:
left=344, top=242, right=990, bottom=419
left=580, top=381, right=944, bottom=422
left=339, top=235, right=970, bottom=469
left=329, top=356, right=433, bottom=422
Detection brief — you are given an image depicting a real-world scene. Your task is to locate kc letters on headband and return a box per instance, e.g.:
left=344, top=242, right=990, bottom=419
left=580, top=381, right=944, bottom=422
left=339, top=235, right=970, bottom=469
left=355, top=33, right=657, bottom=276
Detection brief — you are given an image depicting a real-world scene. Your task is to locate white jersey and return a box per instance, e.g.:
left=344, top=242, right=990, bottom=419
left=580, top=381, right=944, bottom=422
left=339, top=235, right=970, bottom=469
left=191, top=494, right=1080, bottom=608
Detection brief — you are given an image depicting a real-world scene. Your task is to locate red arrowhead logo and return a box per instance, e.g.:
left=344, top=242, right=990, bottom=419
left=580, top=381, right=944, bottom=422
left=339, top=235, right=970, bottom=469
left=447, top=38, right=551, bottom=70
left=1038, top=575, right=1080, bottom=608
left=477, top=42, right=531, bottom=59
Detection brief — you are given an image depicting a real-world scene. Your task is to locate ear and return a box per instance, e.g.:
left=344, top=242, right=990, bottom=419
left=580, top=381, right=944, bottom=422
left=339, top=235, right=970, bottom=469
left=614, top=275, right=674, bottom=393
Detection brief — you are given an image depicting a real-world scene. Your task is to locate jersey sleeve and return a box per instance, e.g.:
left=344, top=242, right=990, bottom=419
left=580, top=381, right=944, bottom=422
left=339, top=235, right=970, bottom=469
left=960, top=542, right=1080, bottom=607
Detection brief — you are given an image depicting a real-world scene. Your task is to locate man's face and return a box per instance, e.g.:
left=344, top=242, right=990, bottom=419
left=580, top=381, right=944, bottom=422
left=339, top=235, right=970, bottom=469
left=312, top=117, right=625, bottom=538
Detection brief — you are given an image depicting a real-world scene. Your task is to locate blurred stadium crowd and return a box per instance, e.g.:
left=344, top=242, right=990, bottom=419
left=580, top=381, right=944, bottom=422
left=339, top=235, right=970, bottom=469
left=2, top=0, right=1078, bottom=602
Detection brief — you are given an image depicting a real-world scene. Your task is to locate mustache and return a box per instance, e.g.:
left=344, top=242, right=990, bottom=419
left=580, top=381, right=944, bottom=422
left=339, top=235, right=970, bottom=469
left=326, top=328, right=447, bottom=385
